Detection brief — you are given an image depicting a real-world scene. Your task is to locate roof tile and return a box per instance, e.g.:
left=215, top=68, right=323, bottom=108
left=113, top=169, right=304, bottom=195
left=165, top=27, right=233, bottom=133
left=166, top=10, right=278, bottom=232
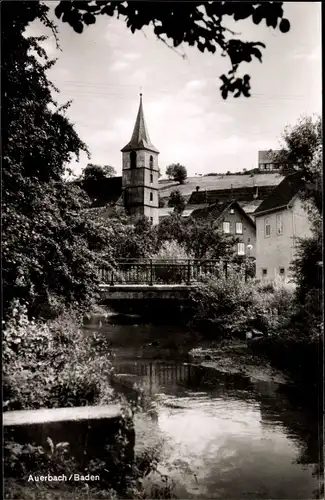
left=254, top=172, right=304, bottom=215
left=121, top=95, right=159, bottom=153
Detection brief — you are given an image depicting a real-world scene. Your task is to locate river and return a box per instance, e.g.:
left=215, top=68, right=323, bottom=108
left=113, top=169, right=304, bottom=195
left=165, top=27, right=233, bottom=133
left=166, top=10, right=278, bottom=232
left=86, top=315, right=322, bottom=499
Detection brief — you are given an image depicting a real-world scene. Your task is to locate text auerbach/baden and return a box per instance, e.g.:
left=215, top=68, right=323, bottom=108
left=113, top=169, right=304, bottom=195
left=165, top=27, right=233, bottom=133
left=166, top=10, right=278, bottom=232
left=28, top=474, right=100, bottom=482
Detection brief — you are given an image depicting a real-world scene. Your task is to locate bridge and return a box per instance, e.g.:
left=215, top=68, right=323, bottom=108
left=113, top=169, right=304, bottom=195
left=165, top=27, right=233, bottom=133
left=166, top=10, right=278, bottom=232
left=98, top=259, right=248, bottom=308
left=98, top=258, right=240, bottom=286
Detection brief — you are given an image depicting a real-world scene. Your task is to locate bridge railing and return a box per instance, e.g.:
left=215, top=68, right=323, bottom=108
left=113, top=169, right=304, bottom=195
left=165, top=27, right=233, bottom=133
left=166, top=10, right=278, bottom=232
left=98, top=259, right=241, bottom=285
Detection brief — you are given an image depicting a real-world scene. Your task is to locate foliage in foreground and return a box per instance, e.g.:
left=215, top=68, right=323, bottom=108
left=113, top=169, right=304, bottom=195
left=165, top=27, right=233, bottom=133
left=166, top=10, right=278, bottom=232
left=190, top=273, right=323, bottom=388
left=4, top=438, right=176, bottom=500
left=2, top=2, right=115, bottom=320
left=3, top=305, right=176, bottom=498
left=3, top=304, right=114, bottom=411
left=189, top=273, right=296, bottom=339
left=290, top=230, right=323, bottom=303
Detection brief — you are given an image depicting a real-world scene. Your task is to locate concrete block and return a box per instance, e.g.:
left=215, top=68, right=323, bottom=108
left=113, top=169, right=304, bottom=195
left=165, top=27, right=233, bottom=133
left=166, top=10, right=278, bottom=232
left=4, top=405, right=135, bottom=468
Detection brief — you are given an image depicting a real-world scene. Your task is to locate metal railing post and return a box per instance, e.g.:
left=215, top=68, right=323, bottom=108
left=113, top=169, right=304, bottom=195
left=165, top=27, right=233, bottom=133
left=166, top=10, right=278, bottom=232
left=149, top=259, right=153, bottom=286
left=187, top=259, right=191, bottom=285
left=110, top=269, right=115, bottom=286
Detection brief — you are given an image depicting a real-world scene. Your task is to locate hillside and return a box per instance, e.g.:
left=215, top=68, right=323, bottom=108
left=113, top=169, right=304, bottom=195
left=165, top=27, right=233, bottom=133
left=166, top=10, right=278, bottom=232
left=158, top=173, right=284, bottom=200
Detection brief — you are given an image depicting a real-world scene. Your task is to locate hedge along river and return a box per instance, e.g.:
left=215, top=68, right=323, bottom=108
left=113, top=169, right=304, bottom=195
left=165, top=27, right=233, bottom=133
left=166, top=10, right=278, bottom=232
left=84, top=312, right=322, bottom=500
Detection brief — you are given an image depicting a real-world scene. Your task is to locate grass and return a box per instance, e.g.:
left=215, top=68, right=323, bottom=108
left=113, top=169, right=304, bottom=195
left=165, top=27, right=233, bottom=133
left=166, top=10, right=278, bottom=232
left=158, top=173, right=283, bottom=200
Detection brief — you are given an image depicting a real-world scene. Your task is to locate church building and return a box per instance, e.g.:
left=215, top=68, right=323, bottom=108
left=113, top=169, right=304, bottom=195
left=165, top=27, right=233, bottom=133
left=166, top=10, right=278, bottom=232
left=82, top=94, right=160, bottom=225
left=121, top=93, right=160, bottom=225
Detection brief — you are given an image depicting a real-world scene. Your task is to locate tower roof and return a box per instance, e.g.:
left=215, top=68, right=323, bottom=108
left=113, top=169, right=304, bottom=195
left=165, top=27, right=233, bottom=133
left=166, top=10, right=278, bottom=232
left=121, top=94, right=159, bottom=153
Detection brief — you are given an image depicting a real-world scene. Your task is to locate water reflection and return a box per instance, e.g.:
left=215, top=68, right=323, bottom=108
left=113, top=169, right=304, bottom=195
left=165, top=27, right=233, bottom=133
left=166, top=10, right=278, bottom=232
left=112, top=358, right=320, bottom=499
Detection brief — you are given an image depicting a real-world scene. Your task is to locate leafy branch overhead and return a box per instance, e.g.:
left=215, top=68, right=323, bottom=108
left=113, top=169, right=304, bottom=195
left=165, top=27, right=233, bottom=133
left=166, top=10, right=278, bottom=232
left=55, top=1, right=290, bottom=99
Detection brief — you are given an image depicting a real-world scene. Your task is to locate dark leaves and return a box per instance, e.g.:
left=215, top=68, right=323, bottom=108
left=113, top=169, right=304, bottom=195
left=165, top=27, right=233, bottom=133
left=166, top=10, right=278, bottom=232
left=73, top=21, right=84, bottom=34
left=53, top=1, right=291, bottom=99
left=83, top=13, right=96, bottom=25
left=233, top=4, right=254, bottom=21
left=279, top=18, right=290, bottom=33
left=220, top=73, right=251, bottom=100
left=101, top=4, right=117, bottom=16
left=54, top=3, right=65, bottom=20
left=251, top=47, right=263, bottom=63
left=2, top=3, right=106, bottom=320
left=252, top=7, right=263, bottom=25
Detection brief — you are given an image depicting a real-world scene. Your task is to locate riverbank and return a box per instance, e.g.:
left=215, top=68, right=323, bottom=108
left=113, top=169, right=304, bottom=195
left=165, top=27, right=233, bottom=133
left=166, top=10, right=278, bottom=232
left=98, top=310, right=319, bottom=389
left=189, top=341, right=291, bottom=385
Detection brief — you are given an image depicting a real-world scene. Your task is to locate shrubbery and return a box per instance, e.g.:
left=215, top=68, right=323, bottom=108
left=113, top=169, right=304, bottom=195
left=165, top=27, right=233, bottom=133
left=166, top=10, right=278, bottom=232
left=190, top=271, right=322, bottom=389
left=3, top=303, right=114, bottom=411
left=4, top=440, right=176, bottom=500
left=189, top=274, right=296, bottom=339
left=152, top=240, right=192, bottom=261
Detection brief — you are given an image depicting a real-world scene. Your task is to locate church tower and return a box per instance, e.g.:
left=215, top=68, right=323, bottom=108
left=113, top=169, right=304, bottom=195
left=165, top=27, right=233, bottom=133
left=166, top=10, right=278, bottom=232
left=121, top=94, right=159, bottom=225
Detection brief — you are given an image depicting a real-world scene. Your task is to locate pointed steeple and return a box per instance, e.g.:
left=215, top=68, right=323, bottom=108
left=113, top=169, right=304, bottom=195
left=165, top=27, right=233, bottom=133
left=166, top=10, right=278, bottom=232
left=121, top=94, right=159, bottom=153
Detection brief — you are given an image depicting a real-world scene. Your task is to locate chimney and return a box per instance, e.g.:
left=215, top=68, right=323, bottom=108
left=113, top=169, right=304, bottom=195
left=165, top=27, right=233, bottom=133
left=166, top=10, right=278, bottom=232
left=196, top=186, right=200, bottom=192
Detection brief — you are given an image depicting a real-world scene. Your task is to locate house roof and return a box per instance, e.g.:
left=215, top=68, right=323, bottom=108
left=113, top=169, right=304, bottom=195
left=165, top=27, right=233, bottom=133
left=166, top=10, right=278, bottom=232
left=191, top=200, right=256, bottom=228
left=121, top=94, right=159, bottom=154
left=239, top=200, right=263, bottom=214
left=158, top=207, right=174, bottom=219
left=191, top=201, right=229, bottom=220
left=254, top=172, right=304, bottom=216
left=187, top=184, right=275, bottom=205
left=258, top=150, right=281, bottom=164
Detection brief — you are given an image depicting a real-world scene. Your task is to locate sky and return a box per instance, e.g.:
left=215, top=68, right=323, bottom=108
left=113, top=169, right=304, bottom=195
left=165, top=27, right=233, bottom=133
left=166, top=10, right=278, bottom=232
left=26, top=2, right=321, bottom=178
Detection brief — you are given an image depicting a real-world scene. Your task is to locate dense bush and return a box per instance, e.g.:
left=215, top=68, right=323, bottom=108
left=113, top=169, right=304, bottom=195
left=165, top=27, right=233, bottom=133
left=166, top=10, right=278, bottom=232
left=155, top=214, right=236, bottom=260
left=97, top=215, right=158, bottom=261
left=165, top=163, right=187, bottom=184
left=4, top=437, right=175, bottom=499
left=3, top=303, right=114, bottom=411
left=250, top=327, right=322, bottom=389
left=167, top=189, right=186, bottom=213
left=2, top=3, right=116, bottom=320
left=290, top=229, right=323, bottom=302
left=152, top=240, right=192, bottom=261
left=189, top=275, right=296, bottom=339
left=190, top=272, right=322, bottom=389
left=150, top=241, right=192, bottom=283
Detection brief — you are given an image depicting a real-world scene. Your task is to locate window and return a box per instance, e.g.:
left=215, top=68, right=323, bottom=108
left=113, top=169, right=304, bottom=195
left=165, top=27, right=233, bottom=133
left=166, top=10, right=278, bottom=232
left=248, top=238, right=251, bottom=243
left=235, top=222, right=243, bottom=234
left=237, top=243, right=245, bottom=256
left=150, top=217, right=153, bottom=224
left=265, top=218, right=271, bottom=237
left=223, top=221, right=230, bottom=233
left=279, top=267, right=285, bottom=275
left=150, top=192, right=153, bottom=202
left=130, top=151, right=136, bottom=169
left=262, top=269, right=267, bottom=276
left=150, top=173, right=153, bottom=183
left=229, top=208, right=234, bottom=214
left=149, top=155, right=153, bottom=169
left=276, top=213, right=283, bottom=235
